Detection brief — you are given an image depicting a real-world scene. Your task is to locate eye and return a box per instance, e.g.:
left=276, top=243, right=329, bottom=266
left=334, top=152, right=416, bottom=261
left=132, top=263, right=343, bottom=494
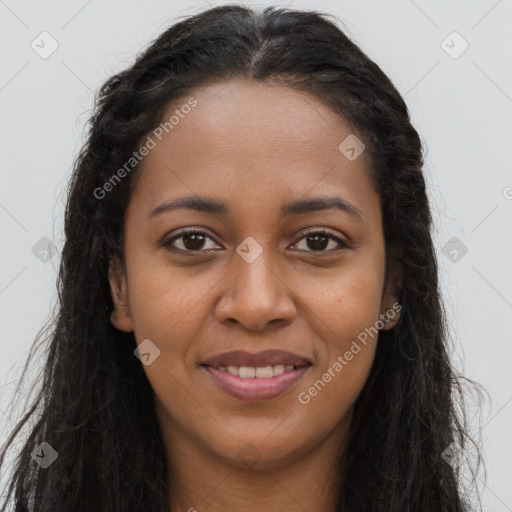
left=162, top=228, right=221, bottom=253
left=290, top=229, right=348, bottom=253
left=162, top=227, right=348, bottom=254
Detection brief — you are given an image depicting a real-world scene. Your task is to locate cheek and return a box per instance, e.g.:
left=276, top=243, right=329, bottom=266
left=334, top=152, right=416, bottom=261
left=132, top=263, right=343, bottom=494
left=126, top=255, right=216, bottom=345
left=294, top=259, right=384, bottom=345
left=292, top=262, right=383, bottom=411
left=294, top=274, right=381, bottom=423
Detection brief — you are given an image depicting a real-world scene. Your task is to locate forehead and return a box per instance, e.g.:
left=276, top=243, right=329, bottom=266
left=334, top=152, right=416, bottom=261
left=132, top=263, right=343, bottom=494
left=129, top=79, right=378, bottom=224
left=155, top=79, right=362, bottom=162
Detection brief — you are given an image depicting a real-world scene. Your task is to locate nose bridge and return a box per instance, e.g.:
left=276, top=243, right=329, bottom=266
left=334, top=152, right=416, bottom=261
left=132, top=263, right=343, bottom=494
left=215, top=235, right=296, bottom=329
left=233, top=236, right=282, bottom=301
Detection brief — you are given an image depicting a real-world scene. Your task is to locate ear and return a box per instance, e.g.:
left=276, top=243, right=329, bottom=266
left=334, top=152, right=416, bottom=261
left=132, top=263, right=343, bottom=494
left=109, top=254, right=133, bottom=333
left=379, top=246, right=404, bottom=331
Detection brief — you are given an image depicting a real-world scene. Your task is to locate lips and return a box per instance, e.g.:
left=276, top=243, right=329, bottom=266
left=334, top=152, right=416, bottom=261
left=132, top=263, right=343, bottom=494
left=202, top=349, right=311, bottom=369
left=200, top=350, right=312, bottom=401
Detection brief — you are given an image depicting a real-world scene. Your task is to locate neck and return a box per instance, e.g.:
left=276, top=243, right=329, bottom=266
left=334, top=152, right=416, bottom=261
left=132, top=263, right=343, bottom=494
left=162, top=413, right=351, bottom=512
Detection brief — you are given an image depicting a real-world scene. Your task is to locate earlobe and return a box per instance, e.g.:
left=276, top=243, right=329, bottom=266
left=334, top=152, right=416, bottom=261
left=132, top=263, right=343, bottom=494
left=380, top=297, right=402, bottom=331
left=108, top=255, right=133, bottom=333
left=379, top=304, right=401, bottom=330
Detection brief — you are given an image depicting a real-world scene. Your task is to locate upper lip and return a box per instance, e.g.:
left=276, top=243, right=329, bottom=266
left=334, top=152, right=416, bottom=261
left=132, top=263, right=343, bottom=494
left=202, top=350, right=311, bottom=368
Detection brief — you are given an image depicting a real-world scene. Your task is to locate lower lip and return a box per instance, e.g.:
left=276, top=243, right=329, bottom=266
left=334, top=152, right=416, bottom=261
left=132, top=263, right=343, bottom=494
left=202, top=365, right=311, bottom=401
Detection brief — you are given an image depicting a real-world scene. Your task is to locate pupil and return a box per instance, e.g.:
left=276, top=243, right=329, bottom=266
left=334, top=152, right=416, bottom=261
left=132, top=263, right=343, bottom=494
left=307, top=234, right=328, bottom=251
left=184, top=233, right=205, bottom=250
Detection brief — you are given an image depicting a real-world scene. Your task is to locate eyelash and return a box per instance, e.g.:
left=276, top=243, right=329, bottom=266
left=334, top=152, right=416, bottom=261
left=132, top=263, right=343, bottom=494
left=162, top=227, right=348, bottom=254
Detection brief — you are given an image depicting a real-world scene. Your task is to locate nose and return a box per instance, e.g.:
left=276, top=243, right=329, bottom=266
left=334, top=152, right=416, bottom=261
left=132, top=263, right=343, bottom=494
left=214, top=246, right=297, bottom=331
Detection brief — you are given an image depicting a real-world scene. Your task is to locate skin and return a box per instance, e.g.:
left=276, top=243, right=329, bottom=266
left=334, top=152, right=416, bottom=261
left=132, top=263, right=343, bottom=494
left=109, top=79, right=402, bottom=512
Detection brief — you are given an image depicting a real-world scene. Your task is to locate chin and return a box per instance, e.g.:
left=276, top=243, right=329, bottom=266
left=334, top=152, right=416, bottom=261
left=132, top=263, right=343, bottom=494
left=206, top=429, right=319, bottom=471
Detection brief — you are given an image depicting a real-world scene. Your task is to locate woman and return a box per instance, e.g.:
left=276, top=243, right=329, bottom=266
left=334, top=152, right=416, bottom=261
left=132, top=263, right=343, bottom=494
left=0, top=5, right=482, bottom=511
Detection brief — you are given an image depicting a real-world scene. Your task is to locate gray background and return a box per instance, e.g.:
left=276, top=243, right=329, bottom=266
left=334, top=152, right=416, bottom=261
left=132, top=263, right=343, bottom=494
left=1, top=0, right=511, bottom=509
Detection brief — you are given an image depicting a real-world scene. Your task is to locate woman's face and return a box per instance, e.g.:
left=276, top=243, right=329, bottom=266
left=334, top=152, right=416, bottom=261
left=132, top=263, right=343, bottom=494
left=109, top=79, right=401, bottom=470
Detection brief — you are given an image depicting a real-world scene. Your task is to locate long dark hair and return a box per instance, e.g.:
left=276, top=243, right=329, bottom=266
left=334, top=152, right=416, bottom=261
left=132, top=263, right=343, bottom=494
left=0, top=5, right=483, bottom=511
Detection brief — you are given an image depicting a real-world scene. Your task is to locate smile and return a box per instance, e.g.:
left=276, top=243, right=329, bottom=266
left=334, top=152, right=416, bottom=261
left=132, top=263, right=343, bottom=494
left=201, top=363, right=311, bottom=401
left=217, top=364, right=298, bottom=378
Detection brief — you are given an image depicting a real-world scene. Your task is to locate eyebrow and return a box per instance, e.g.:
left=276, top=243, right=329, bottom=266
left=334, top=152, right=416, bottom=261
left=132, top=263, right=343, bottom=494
left=148, top=195, right=364, bottom=220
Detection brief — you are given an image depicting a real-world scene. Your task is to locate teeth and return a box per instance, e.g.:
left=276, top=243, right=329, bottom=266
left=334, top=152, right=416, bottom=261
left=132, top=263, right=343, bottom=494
left=239, top=366, right=256, bottom=378
left=227, top=365, right=238, bottom=376
left=255, top=366, right=273, bottom=378
left=216, top=364, right=298, bottom=378
left=272, top=364, right=284, bottom=376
